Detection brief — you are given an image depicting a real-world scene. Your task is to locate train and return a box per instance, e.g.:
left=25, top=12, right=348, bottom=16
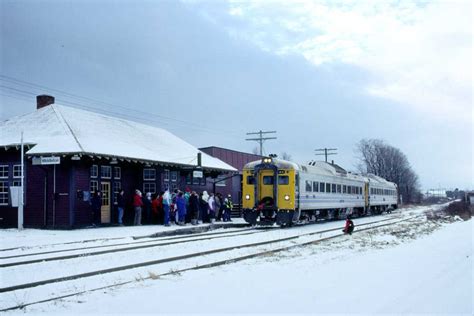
left=242, top=157, right=398, bottom=226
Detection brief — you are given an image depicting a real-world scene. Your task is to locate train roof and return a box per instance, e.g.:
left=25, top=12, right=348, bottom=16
left=366, top=174, right=397, bottom=187
left=243, top=158, right=300, bottom=170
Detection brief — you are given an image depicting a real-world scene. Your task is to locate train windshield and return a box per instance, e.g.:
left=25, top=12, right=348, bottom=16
left=278, top=176, right=289, bottom=185
left=262, top=176, right=274, bottom=185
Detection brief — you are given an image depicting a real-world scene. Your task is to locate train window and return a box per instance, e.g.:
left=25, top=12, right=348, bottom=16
left=320, top=182, right=325, bottom=192
left=247, top=176, right=255, bottom=185
left=305, top=180, right=312, bottom=192
left=343, top=185, right=346, bottom=194
left=263, top=176, right=274, bottom=185
left=337, top=184, right=341, bottom=193
left=359, top=187, right=362, bottom=195
left=331, top=184, right=336, bottom=193
left=326, top=183, right=331, bottom=193
left=351, top=186, right=355, bottom=194
left=278, top=176, right=289, bottom=185
left=313, top=181, right=318, bottom=192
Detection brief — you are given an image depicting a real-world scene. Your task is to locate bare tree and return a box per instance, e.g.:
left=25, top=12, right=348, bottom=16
left=280, top=152, right=292, bottom=161
left=356, top=139, right=420, bottom=204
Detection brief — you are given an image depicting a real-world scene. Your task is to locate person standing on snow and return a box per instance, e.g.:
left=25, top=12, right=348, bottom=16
left=208, top=193, right=216, bottom=223
left=223, top=194, right=233, bottom=222
left=188, top=191, right=200, bottom=225
left=91, top=191, right=102, bottom=227
left=133, top=190, right=143, bottom=226
left=176, top=191, right=187, bottom=225
left=116, top=190, right=125, bottom=226
left=162, top=189, right=171, bottom=226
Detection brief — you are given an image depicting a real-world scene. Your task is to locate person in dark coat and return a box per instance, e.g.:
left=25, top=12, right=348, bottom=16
left=199, top=192, right=209, bottom=223
left=188, top=191, right=200, bottom=225
left=116, top=190, right=125, bottom=226
left=91, top=191, right=102, bottom=227
left=343, top=216, right=355, bottom=235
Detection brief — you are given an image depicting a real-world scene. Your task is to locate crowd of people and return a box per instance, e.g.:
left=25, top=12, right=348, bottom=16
left=91, top=188, right=234, bottom=227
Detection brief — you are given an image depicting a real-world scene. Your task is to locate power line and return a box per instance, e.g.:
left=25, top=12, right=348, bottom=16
left=246, top=130, right=277, bottom=156
left=0, top=79, right=243, bottom=137
left=315, top=148, right=337, bottom=163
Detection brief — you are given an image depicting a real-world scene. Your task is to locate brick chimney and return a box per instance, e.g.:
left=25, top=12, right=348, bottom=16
left=36, top=95, right=55, bottom=109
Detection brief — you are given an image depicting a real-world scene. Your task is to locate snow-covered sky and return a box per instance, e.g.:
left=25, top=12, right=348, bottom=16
left=0, top=0, right=472, bottom=190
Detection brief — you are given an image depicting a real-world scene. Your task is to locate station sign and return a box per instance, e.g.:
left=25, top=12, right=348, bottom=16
left=193, top=170, right=203, bottom=178
left=32, top=156, right=61, bottom=165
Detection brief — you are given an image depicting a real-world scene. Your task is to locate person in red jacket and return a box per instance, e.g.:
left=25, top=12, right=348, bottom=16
left=133, top=189, right=144, bottom=226
left=343, top=216, right=354, bottom=235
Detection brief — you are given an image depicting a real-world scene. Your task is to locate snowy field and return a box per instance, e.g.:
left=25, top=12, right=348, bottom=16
left=1, top=205, right=472, bottom=315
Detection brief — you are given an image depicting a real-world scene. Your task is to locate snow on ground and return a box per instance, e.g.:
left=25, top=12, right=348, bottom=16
left=1, top=204, right=471, bottom=315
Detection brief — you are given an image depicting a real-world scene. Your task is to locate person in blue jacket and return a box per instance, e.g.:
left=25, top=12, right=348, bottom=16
left=176, top=191, right=187, bottom=225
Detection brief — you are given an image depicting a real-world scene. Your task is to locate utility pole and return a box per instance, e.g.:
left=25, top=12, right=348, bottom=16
left=246, top=130, right=277, bottom=156
left=315, top=148, right=337, bottom=163
left=18, top=131, right=24, bottom=230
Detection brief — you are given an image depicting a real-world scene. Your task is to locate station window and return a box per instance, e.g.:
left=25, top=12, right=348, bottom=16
left=0, top=181, right=8, bottom=205
left=247, top=176, right=255, bottom=185
left=185, top=173, right=192, bottom=185
left=331, top=184, right=336, bottom=193
left=263, top=176, right=274, bottom=185
left=200, top=177, right=206, bottom=186
left=13, top=165, right=21, bottom=178
left=90, top=165, right=98, bottom=178
left=90, top=180, right=99, bottom=193
left=313, top=181, right=318, bottom=192
left=113, top=167, right=121, bottom=179
left=101, top=166, right=111, bottom=179
left=305, top=180, right=312, bottom=192
left=143, top=168, right=156, bottom=181
left=278, top=176, right=289, bottom=185
left=326, top=183, right=331, bottom=193
left=0, top=165, right=8, bottom=179
left=143, top=182, right=156, bottom=194
left=337, top=184, right=341, bottom=193
left=192, top=175, right=200, bottom=185
left=171, top=171, right=178, bottom=182
left=163, top=169, right=170, bottom=182
left=113, top=181, right=121, bottom=203
left=319, top=182, right=325, bottom=193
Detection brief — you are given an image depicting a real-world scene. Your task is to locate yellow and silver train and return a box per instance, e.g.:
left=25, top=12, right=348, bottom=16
left=242, top=157, right=398, bottom=226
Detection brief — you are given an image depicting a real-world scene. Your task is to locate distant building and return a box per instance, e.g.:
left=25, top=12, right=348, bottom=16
left=199, top=146, right=262, bottom=207
left=0, top=95, right=236, bottom=228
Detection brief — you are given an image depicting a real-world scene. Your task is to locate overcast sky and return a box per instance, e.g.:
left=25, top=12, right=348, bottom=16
left=0, top=0, right=472, bottom=190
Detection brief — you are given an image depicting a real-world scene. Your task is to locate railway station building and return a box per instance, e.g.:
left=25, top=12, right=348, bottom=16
left=0, top=95, right=237, bottom=228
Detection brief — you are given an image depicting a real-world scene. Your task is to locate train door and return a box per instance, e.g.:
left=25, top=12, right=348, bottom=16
left=364, top=182, right=370, bottom=213
left=100, top=182, right=111, bottom=223
left=258, top=170, right=275, bottom=206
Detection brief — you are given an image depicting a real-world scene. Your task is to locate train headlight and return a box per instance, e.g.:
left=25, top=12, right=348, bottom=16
left=284, top=195, right=290, bottom=201
left=245, top=194, right=250, bottom=200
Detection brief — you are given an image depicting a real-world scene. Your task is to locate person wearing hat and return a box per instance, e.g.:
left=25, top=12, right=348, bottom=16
left=223, top=194, right=233, bottom=222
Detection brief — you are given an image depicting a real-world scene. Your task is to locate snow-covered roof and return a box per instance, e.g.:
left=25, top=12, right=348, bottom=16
left=0, top=104, right=236, bottom=172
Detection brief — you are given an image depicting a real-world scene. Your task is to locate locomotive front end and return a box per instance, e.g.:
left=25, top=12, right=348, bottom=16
left=242, top=157, right=296, bottom=226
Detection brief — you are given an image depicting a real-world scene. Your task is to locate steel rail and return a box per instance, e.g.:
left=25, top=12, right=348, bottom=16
left=0, top=214, right=423, bottom=312
left=0, top=214, right=420, bottom=294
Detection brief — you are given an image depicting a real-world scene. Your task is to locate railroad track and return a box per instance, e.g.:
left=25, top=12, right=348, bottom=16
left=0, top=213, right=423, bottom=312
left=0, top=227, right=258, bottom=265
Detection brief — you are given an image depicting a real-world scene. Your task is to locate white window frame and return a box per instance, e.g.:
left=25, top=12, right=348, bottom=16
left=0, top=165, right=8, bottom=179
left=143, top=168, right=156, bottom=181
left=13, top=165, right=21, bottom=178
left=170, top=171, right=178, bottom=182
left=90, top=180, right=99, bottom=193
left=114, top=167, right=121, bottom=179
left=101, top=166, right=112, bottom=179
left=90, top=165, right=98, bottom=178
left=0, top=181, right=8, bottom=205
left=163, top=169, right=170, bottom=182
left=143, top=182, right=156, bottom=194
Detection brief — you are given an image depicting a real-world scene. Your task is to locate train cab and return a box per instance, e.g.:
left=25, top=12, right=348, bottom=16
left=242, top=157, right=298, bottom=226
